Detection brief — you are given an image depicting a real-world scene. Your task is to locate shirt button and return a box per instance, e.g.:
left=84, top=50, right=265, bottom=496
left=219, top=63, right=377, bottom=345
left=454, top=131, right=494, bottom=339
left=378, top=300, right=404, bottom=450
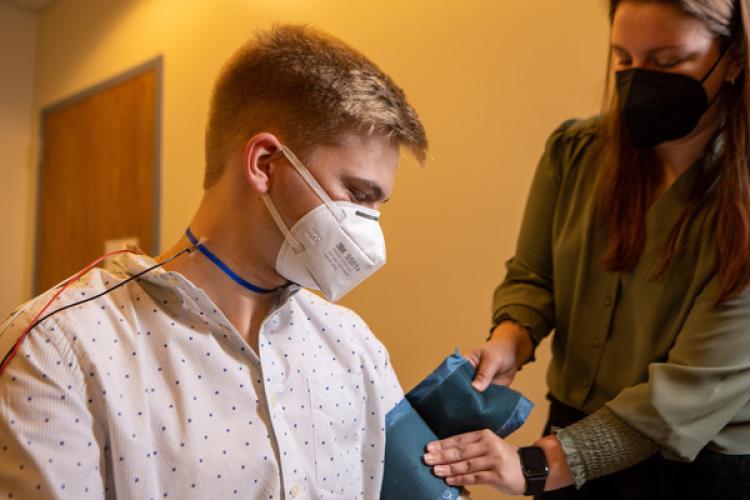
left=603, top=296, right=613, bottom=307
left=290, top=484, right=299, bottom=497
left=271, top=395, right=278, bottom=408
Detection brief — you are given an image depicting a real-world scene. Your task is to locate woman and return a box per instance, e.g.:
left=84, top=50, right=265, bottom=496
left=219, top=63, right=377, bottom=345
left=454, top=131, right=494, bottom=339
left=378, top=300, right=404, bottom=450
left=423, top=1, right=750, bottom=498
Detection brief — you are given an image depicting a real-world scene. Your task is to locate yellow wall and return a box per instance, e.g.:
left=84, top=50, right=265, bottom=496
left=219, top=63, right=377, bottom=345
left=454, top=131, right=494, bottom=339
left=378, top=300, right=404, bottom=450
left=0, top=2, right=36, bottom=319
left=28, top=1, right=610, bottom=498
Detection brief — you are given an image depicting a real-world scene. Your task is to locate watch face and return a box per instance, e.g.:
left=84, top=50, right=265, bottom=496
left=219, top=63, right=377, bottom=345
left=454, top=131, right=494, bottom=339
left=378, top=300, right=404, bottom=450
left=520, top=447, right=549, bottom=476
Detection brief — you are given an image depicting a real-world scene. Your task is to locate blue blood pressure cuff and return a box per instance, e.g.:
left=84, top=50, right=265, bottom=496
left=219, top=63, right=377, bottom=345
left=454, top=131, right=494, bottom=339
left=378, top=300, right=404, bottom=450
left=381, top=350, right=533, bottom=500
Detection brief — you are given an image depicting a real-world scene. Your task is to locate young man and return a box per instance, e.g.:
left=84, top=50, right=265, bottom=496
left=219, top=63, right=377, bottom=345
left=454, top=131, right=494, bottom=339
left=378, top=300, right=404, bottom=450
left=0, top=25, right=427, bottom=499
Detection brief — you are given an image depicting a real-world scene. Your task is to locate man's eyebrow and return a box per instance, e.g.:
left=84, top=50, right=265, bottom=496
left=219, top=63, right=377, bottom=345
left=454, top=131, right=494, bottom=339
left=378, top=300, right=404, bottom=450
left=341, top=175, right=388, bottom=202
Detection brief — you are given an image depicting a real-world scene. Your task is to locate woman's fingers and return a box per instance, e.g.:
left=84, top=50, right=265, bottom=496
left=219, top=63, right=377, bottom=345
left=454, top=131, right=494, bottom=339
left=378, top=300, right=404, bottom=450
left=463, top=349, right=480, bottom=368
left=445, top=471, right=497, bottom=487
left=472, top=349, right=504, bottom=392
left=424, top=440, right=488, bottom=466
left=425, top=430, right=527, bottom=494
left=426, top=429, right=485, bottom=454
left=432, top=456, right=495, bottom=477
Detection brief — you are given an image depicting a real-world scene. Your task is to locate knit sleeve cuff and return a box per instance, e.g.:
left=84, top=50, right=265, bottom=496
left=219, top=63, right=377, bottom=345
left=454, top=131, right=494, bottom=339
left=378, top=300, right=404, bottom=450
left=553, top=407, right=659, bottom=489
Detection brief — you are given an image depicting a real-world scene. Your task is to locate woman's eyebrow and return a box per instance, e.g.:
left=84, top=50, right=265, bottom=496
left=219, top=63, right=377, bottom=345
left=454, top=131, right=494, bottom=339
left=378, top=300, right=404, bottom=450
left=610, top=43, right=688, bottom=55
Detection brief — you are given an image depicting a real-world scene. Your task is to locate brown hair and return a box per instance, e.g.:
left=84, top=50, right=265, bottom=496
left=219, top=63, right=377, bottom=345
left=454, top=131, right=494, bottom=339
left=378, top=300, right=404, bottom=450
left=203, top=24, right=428, bottom=189
left=597, top=0, right=750, bottom=304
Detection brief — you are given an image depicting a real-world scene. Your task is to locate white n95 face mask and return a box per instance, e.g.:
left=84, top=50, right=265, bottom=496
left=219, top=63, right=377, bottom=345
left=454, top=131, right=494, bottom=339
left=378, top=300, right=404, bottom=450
left=261, top=144, right=387, bottom=302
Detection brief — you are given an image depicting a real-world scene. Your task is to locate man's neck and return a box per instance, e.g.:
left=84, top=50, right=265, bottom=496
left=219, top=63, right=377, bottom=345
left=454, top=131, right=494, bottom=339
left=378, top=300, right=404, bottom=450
left=157, top=195, right=286, bottom=354
left=160, top=237, right=276, bottom=354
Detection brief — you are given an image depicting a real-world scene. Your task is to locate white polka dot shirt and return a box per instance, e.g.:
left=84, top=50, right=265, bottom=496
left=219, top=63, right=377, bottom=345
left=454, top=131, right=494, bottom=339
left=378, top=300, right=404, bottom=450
left=0, top=252, right=403, bottom=499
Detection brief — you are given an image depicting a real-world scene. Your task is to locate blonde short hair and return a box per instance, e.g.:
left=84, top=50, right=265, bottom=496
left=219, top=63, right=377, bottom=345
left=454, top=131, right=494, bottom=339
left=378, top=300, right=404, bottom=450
left=204, top=24, right=428, bottom=189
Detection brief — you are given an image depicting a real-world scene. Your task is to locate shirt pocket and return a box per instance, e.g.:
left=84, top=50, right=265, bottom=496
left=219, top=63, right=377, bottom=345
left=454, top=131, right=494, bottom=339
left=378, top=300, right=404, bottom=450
left=307, top=372, right=365, bottom=496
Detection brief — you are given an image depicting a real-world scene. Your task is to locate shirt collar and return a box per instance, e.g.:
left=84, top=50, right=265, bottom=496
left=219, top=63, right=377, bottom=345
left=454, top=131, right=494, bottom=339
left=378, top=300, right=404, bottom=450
left=105, top=249, right=302, bottom=313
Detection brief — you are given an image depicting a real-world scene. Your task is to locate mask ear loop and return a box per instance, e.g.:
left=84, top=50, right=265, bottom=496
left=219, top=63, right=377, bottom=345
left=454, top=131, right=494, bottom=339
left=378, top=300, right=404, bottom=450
left=700, top=45, right=729, bottom=84
left=700, top=47, right=731, bottom=111
left=279, top=144, right=347, bottom=223
left=261, top=194, right=305, bottom=254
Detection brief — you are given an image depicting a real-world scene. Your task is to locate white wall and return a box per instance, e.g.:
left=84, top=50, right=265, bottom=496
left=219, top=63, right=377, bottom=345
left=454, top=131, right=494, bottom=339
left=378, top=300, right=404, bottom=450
left=0, top=1, right=36, bottom=319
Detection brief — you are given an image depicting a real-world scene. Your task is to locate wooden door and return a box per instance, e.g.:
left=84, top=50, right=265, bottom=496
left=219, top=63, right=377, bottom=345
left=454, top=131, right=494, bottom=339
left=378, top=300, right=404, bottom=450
left=35, top=61, right=160, bottom=293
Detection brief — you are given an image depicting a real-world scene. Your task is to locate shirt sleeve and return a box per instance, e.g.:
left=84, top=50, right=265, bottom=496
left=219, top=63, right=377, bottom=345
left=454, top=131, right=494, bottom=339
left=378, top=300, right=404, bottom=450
left=491, top=120, right=580, bottom=347
left=344, top=306, right=404, bottom=415
left=555, top=407, right=658, bottom=488
left=362, top=320, right=404, bottom=415
left=555, top=273, right=750, bottom=487
left=605, top=273, right=750, bottom=461
left=379, top=346, right=404, bottom=414
left=0, top=317, right=106, bottom=498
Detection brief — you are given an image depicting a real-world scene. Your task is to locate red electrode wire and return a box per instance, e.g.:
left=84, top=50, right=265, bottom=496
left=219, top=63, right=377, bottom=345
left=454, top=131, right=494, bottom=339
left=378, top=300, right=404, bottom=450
left=0, top=248, right=137, bottom=377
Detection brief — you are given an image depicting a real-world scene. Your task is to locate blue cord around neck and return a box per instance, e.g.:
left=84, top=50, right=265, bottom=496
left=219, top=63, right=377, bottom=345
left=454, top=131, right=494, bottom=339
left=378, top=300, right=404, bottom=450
left=185, top=228, right=276, bottom=294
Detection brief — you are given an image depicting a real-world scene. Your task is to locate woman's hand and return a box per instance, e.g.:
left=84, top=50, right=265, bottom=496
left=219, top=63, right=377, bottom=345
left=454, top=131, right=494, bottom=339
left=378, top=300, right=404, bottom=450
left=465, top=321, right=534, bottom=391
left=425, top=432, right=576, bottom=495
left=423, top=429, right=526, bottom=494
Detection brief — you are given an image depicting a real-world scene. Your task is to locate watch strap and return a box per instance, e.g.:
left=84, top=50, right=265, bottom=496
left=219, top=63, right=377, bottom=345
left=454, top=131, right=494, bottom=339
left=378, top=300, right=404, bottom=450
left=518, top=446, right=549, bottom=496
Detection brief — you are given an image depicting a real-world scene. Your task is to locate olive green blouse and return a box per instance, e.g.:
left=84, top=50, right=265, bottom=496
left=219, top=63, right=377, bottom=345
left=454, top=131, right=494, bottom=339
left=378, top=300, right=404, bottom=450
left=492, top=118, right=750, bottom=469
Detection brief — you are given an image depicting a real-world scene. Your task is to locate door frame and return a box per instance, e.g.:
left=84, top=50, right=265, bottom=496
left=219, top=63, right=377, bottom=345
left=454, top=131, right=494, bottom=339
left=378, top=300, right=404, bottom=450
left=34, top=56, right=163, bottom=294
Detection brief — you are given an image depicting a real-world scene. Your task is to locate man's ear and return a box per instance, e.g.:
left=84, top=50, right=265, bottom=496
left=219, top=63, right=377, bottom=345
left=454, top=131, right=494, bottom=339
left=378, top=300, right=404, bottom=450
left=242, top=132, right=283, bottom=195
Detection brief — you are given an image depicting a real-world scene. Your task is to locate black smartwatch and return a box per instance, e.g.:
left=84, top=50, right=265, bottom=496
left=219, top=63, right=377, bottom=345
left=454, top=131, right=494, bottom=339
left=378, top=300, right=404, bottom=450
left=518, top=446, right=549, bottom=496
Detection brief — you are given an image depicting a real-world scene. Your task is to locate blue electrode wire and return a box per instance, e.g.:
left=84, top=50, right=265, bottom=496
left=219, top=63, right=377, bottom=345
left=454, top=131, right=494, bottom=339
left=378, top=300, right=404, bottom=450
left=185, top=228, right=276, bottom=294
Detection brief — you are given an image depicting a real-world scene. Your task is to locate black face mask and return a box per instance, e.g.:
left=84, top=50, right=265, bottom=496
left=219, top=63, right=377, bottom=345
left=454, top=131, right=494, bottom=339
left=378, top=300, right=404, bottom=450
left=615, top=50, right=727, bottom=149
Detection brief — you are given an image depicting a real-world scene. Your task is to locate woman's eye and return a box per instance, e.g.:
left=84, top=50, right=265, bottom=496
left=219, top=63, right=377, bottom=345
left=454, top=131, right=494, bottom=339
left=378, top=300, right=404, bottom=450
left=656, top=58, right=681, bottom=68
left=615, top=58, right=632, bottom=68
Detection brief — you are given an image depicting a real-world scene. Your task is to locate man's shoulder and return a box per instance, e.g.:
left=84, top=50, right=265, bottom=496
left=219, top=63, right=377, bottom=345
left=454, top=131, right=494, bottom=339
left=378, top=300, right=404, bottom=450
left=288, top=289, right=389, bottom=354
left=1, top=266, right=145, bottom=349
left=290, top=289, right=368, bottom=327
